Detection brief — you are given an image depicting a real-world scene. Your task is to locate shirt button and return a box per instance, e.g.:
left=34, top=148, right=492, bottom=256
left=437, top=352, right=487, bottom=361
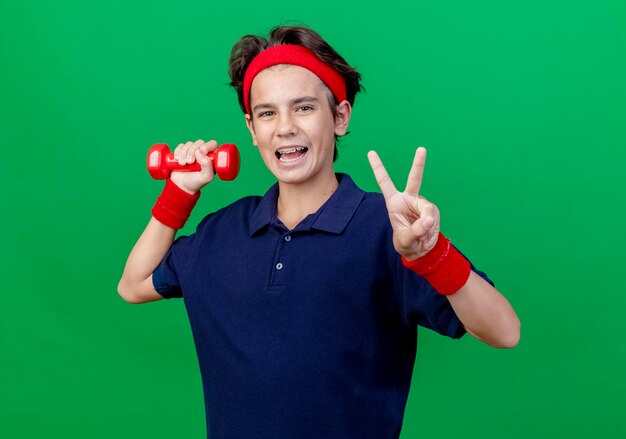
left=284, top=235, right=291, bottom=242
left=276, top=263, right=283, bottom=270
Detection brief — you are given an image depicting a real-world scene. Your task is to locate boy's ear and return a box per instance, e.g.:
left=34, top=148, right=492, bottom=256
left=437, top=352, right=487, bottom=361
left=334, top=100, right=352, bottom=137
left=245, top=114, right=258, bottom=146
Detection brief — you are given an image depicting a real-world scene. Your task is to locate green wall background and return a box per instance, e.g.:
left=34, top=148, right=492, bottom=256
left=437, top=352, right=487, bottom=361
left=2, top=1, right=625, bottom=437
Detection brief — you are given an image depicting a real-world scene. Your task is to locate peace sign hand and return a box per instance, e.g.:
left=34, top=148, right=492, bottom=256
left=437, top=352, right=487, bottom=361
left=367, top=147, right=441, bottom=261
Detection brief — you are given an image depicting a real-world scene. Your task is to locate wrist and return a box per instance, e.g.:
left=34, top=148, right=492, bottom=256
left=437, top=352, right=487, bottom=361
left=401, top=232, right=471, bottom=295
left=169, top=174, right=199, bottom=195
left=151, top=178, right=201, bottom=229
left=402, top=251, right=420, bottom=262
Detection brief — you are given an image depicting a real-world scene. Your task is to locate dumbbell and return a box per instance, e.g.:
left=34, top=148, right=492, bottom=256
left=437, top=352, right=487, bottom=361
left=147, top=143, right=240, bottom=181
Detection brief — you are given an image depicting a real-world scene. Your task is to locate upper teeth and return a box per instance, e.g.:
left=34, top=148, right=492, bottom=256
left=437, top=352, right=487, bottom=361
left=278, top=146, right=306, bottom=154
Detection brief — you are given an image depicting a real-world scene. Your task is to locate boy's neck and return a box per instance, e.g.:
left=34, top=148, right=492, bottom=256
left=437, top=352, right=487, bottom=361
left=276, top=168, right=339, bottom=230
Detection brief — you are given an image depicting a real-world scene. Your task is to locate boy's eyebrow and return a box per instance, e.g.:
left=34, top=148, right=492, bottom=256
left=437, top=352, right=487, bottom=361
left=253, top=96, right=320, bottom=112
left=291, top=96, right=319, bottom=105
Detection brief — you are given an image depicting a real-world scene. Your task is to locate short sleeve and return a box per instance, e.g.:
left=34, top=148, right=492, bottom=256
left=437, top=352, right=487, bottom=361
left=152, top=235, right=193, bottom=299
left=399, top=243, right=495, bottom=339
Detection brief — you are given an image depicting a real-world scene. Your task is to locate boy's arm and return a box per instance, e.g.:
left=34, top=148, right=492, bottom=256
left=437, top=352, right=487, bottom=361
left=448, top=272, right=520, bottom=348
left=368, top=147, right=520, bottom=348
left=118, top=139, right=218, bottom=304
left=118, top=217, right=176, bottom=304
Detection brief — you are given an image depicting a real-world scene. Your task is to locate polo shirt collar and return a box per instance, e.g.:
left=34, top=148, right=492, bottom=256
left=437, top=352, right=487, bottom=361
left=248, top=173, right=365, bottom=236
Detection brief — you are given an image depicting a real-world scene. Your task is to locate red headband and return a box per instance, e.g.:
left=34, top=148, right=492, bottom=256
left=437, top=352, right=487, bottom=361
left=243, top=44, right=347, bottom=114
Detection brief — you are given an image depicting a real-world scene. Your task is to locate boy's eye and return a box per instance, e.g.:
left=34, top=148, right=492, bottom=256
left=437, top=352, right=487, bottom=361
left=298, top=105, right=312, bottom=112
left=258, top=111, right=274, bottom=117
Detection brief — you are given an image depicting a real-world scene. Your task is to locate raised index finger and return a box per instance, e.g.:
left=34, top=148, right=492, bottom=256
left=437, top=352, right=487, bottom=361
left=405, top=147, right=427, bottom=197
left=367, top=150, right=398, bottom=200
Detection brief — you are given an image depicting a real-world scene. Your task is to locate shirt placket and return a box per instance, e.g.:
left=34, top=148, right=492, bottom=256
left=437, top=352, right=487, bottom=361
left=268, top=230, right=294, bottom=293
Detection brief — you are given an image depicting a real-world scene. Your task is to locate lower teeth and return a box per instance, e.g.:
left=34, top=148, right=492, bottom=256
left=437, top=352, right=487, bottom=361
left=278, top=149, right=307, bottom=163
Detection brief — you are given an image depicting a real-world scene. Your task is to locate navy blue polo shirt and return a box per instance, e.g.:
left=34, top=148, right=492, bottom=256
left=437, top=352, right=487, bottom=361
left=153, top=173, right=493, bottom=439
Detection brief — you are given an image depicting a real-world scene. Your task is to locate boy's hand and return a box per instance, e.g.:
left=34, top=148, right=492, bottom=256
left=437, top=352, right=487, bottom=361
left=367, top=147, right=440, bottom=261
left=170, top=139, right=218, bottom=194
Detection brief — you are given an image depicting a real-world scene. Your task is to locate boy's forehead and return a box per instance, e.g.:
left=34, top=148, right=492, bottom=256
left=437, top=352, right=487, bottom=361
left=250, top=65, right=326, bottom=103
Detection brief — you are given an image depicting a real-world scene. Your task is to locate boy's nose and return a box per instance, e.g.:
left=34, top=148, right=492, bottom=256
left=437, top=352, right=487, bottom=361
left=276, top=113, right=298, bottom=136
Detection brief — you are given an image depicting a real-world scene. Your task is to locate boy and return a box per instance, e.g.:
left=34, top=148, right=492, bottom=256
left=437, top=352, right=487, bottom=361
left=119, top=25, right=520, bottom=439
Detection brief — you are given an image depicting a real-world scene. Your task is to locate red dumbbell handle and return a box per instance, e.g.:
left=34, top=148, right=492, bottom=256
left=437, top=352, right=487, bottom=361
left=163, top=155, right=203, bottom=173
left=147, top=143, right=240, bottom=180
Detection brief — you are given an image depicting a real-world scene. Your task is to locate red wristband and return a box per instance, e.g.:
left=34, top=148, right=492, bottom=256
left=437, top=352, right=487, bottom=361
left=151, top=178, right=200, bottom=229
left=401, top=232, right=471, bottom=295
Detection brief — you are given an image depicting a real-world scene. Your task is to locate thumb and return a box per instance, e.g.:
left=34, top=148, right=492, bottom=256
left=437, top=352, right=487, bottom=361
left=410, top=216, right=433, bottom=240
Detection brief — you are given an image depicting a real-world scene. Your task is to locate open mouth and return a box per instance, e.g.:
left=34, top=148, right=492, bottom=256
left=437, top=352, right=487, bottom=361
left=275, top=146, right=309, bottom=163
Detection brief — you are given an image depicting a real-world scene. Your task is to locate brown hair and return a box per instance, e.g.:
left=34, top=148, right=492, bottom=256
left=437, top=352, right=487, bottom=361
left=228, top=25, right=363, bottom=161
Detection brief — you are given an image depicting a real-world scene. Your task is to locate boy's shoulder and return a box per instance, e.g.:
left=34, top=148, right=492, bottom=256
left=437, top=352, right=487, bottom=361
left=354, top=187, right=388, bottom=218
left=195, top=195, right=263, bottom=231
